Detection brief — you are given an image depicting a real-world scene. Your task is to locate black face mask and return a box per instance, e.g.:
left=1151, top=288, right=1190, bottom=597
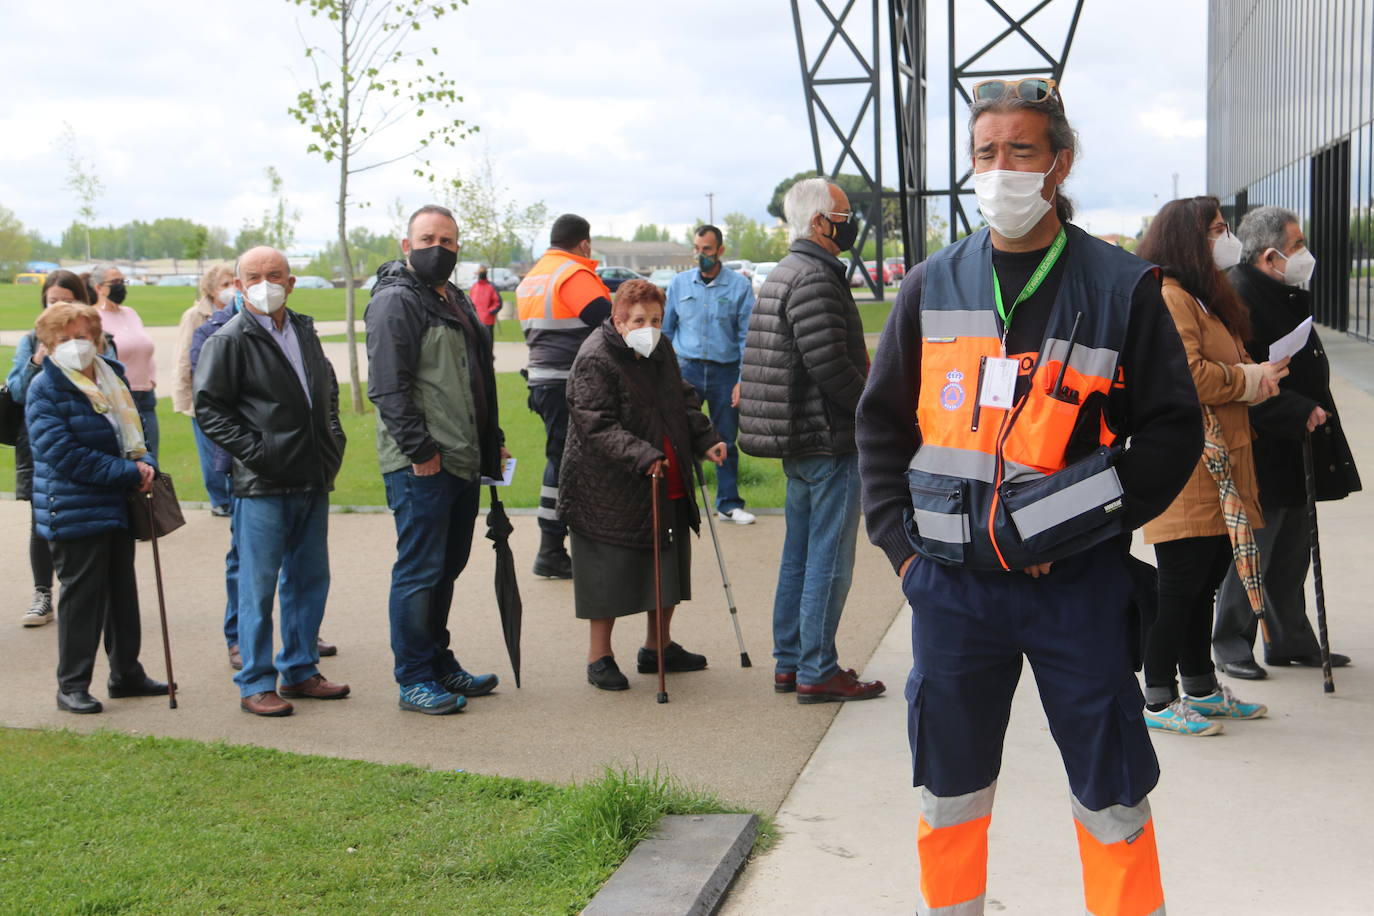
left=825, top=215, right=860, bottom=252
left=105, top=281, right=128, bottom=305
left=408, top=244, right=458, bottom=286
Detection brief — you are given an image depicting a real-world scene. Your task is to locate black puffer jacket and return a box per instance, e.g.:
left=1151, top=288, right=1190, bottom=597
left=558, top=321, right=721, bottom=550
left=194, top=309, right=346, bottom=496
left=738, top=239, right=868, bottom=458
left=1231, top=263, right=1361, bottom=506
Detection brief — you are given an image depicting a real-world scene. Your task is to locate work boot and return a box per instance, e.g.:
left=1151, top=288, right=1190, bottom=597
left=532, top=531, right=573, bottom=579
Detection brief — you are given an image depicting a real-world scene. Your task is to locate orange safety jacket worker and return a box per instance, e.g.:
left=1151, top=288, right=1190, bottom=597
left=516, top=248, right=611, bottom=383
left=906, top=224, right=1158, bottom=573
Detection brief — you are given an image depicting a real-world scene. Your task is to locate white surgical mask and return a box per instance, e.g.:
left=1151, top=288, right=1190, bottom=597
left=1273, top=246, right=1317, bottom=287
left=972, top=153, right=1059, bottom=239
left=624, top=326, right=661, bottom=358
left=216, top=287, right=238, bottom=307
left=1211, top=230, right=1243, bottom=271
left=245, top=280, right=287, bottom=314
left=53, top=339, right=96, bottom=371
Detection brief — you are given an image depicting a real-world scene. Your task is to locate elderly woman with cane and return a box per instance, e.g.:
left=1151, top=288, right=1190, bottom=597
left=25, top=302, right=167, bottom=713
left=559, top=278, right=727, bottom=691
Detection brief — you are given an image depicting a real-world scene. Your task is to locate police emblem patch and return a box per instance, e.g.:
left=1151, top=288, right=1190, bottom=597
left=940, top=369, right=965, bottom=411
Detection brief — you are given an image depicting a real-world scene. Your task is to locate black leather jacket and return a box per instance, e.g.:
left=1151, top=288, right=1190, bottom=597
left=193, top=309, right=346, bottom=496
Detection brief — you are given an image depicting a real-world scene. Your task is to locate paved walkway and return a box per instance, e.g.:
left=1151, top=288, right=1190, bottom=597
left=722, top=339, right=1374, bottom=914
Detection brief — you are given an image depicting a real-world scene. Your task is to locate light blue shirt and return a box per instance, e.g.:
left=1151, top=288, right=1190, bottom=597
left=248, top=309, right=311, bottom=406
left=663, top=266, right=756, bottom=370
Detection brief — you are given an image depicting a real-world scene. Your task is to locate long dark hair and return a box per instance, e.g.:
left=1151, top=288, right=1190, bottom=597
left=39, top=269, right=93, bottom=309
left=1137, top=196, right=1251, bottom=341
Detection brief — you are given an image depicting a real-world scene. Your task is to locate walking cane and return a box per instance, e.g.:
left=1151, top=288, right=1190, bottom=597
left=1302, top=434, right=1335, bottom=694
left=651, top=466, right=668, bottom=704
left=142, top=495, right=178, bottom=709
left=695, top=462, right=752, bottom=667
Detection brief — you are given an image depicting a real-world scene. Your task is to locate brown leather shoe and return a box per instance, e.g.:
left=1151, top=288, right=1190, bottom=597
left=279, top=673, right=350, bottom=700
left=774, top=672, right=797, bottom=693
left=796, top=669, right=886, bottom=704
left=228, top=644, right=243, bottom=670
left=241, top=691, right=293, bottom=716
left=316, top=637, right=338, bottom=657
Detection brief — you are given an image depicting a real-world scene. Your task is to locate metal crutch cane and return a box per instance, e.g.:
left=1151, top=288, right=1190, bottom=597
left=651, top=466, right=668, bottom=704
left=1302, top=433, right=1335, bottom=694
left=696, top=462, right=752, bottom=667
left=142, top=494, right=178, bottom=709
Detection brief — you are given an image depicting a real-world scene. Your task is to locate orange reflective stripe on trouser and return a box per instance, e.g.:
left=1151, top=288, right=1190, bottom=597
left=1072, top=795, right=1165, bottom=916
left=917, top=784, right=995, bottom=915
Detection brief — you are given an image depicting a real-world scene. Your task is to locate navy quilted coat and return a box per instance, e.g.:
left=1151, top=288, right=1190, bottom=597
left=24, top=357, right=155, bottom=541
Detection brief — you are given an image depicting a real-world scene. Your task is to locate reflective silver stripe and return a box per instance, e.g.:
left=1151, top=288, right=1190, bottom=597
left=520, top=317, right=586, bottom=331
left=536, top=506, right=561, bottom=520
left=919, top=895, right=986, bottom=916
left=526, top=367, right=571, bottom=381
left=909, top=445, right=996, bottom=484
left=544, top=260, right=578, bottom=318
left=540, top=486, right=559, bottom=501
left=1001, top=458, right=1046, bottom=485
left=1071, top=795, right=1151, bottom=845
left=921, top=308, right=999, bottom=340
left=1044, top=337, right=1121, bottom=382
left=911, top=507, right=970, bottom=544
left=920, top=783, right=996, bottom=830
left=1010, top=467, right=1123, bottom=538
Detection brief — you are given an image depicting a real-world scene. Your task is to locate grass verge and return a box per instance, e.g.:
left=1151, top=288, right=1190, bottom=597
left=0, top=728, right=767, bottom=915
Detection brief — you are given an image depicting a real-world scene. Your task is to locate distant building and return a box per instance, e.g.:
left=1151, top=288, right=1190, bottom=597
left=589, top=240, right=693, bottom=273
left=1208, top=0, right=1374, bottom=339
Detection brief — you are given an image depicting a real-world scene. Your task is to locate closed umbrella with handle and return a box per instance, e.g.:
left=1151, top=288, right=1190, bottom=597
left=1301, top=434, right=1336, bottom=694
left=484, top=486, right=523, bottom=688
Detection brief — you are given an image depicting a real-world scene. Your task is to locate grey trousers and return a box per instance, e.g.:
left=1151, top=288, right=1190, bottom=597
left=1213, top=504, right=1320, bottom=664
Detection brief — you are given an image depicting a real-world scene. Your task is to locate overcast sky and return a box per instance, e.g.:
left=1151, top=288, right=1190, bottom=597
left=0, top=0, right=1207, bottom=253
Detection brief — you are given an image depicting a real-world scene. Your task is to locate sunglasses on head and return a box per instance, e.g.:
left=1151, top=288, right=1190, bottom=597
left=971, top=77, right=1061, bottom=105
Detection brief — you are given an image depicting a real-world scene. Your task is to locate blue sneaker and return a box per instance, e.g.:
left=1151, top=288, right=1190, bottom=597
left=438, top=668, right=499, bottom=698
left=1185, top=684, right=1267, bottom=719
left=398, top=681, right=465, bottom=715
left=1143, top=698, right=1224, bottom=736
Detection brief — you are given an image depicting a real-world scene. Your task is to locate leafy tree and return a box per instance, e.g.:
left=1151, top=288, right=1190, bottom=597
left=56, top=123, right=104, bottom=262
left=183, top=225, right=210, bottom=268
left=433, top=151, right=548, bottom=269
left=767, top=170, right=901, bottom=240
left=236, top=167, right=301, bottom=253
left=720, top=212, right=787, bottom=262
left=300, top=226, right=401, bottom=280
left=288, top=0, right=475, bottom=413
left=0, top=205, right=32, bottom=281
left=26, top=229, right=61, bottom=261
left=631, top=224, right=671, bottom=242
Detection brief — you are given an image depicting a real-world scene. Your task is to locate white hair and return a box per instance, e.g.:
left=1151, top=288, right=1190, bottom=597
left=784, top=177, right=837, bottom=243
left=1237, top=205, right=1299, bottom=265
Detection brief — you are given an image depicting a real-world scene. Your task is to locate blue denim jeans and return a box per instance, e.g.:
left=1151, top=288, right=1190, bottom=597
left=222, top=502, right=240, bottom=648
left=772, top=452, right=861, bottom=685
left=679, top=358, right=743, bottom=513
left=383, top=469, right=480, bottom=685
left=131, top=389, right=159, bottom=463
left=232, top=490, right=329, bottom=697
left=192, top=418, right=233, bottom=509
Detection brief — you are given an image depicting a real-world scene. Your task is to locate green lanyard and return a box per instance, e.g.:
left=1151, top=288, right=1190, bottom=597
left=992, top=227, right=1067, bottom=328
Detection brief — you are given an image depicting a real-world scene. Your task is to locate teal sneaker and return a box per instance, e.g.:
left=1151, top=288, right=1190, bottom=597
left=1185, top=684, right=1267, bottom=719
left=1143, top=698, right=1224, bottom=736
left=399, top=681, right=465, bottom=715
left=438, top=668, right=499, bottom=698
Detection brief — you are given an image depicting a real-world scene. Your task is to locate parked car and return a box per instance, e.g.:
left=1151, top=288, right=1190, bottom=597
left=13, top=272, right=47, bottom=285
left=863, top=261, right=898, bottom=285
left=293, top=275, right=333, bottom=289
left=158, top=274, right=199, bottom=286
left=488, top=267, right=520, bottom=291
left=596, top=265, right=644, bottom=292
left=751, top=261, right=778, bottom=295
left=723, top=259, right=755, bottom=279
left=884, top=257, right=907, bottom=282
left=647, top=268, right=679, bottom=290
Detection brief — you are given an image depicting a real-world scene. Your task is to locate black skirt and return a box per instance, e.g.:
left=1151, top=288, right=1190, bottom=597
left=570, top=499, right=693, bottom=620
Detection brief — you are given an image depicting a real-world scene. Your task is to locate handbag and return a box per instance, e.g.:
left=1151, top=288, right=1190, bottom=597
left=127, top=471, right=186, bottom=541
left=0, top=384, right=21, bottom=447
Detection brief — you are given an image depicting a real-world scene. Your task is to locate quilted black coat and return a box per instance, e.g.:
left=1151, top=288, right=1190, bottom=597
left=558, top=320, right=721, bottom=550
left=737, top=239, right=868, bottom=459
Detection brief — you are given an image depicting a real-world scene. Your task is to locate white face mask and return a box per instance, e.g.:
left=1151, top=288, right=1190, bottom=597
left=1273, top=246, right=1317, bottom=287
left=53, top=339, right=96, bottom=371
left=216, top=287, right=238, bottom=307
left=972, top=153, right=1059, bottom=239
left=623, top=326, right=662, bottom=358
left=245, top=280, right=287, bottom=314
left=1211, top=230, right=1243, bottom=271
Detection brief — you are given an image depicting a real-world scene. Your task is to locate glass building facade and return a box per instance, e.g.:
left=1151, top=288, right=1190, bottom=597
left=1207, top=0, right=1374, bottom=339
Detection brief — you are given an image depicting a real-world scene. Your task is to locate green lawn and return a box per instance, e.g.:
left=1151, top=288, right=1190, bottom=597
left=0, top=728, right=755, bottom=915
left=0, top=285, right=361, bottom=331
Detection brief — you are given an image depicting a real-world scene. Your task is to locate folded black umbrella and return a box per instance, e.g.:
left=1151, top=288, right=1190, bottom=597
left=485, top=486, right=523, bottom=688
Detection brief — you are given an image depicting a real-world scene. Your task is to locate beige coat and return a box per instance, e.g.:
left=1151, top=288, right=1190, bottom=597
left=1143, top=277, right=1265, bottom=544
left=171, top=298, right=214, bottom=415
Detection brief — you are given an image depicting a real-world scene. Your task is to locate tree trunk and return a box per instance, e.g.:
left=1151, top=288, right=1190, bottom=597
left=339, top=8, right=364, bottom=414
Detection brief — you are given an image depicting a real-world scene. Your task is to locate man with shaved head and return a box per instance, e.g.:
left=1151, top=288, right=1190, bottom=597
left=195, top=246, right=349, bottom=717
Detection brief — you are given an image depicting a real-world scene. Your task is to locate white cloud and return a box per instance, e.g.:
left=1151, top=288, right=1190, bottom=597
left=1136, top=107, right=1208, bottom=141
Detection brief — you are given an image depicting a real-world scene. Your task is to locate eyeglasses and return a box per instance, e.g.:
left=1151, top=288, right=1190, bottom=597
left=971, top=77, right=1061, bottom=105
left=823, top=210, right=854, bottom=222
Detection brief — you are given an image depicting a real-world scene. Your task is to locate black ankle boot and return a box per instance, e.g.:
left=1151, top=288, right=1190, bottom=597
left=532, top=531, right=573, bottom=579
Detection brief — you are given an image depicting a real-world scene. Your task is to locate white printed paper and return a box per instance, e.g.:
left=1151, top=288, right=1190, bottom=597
left=979, top=357, right=1019, bottom=410
left=1265, top=316, right=1314, bottom=363
left=480, top=457, right=517, bottom=487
